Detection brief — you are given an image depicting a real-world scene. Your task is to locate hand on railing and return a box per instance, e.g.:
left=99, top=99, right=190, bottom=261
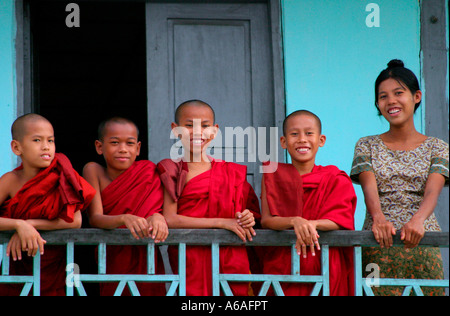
left=147, top=213, right=169, bottom=243
left=236, top=209, right=256, bottom=242
left=7, top=221, right=46, bottom=260
left=291, top=217, right=320, bottom=258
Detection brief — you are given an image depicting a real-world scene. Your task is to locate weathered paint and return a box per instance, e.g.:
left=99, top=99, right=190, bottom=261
left=281, top=0, right=422, bottom=228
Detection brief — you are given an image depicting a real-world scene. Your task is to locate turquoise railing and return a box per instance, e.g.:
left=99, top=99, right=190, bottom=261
left=0, top=229, right=448, bottom=296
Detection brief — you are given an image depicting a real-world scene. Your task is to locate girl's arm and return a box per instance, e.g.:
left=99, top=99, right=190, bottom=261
left=162, top=188, right=249, bottom=242
left=359, top=171, right=396, bottom=248
left=401, top=172, right=446, bottom=248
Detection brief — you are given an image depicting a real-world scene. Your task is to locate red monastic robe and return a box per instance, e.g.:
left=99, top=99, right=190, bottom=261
left=263, top=162, right=356, bottom=296
left=0, top=153, right=95, bottom=296
left=100, top=160, right=166, bottom=296
left=157, top=158, right=260, bottom=296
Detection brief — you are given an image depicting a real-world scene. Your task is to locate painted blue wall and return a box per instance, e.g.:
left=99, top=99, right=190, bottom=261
left=0, top=0, right=17, bottom=176
left=281, top=0, right=422, bottom=229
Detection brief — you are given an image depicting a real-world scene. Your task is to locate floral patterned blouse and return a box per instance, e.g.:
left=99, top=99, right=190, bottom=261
left=351, top=135, right=449, bottom=232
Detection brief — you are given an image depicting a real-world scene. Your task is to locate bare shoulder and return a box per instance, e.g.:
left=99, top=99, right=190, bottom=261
left=0, top=171, right=21, bottom=202
left=83, top=162, right=104, bottom=175
left=0, top=170, right=21, bottom=186
left=82, top=162, right=107, bottom=182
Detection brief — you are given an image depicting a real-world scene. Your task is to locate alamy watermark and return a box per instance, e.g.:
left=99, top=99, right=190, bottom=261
left=169, top=120, right=279, bottom=173
left=365, top=263, right=380, bottom=288
left=66, top=263, right=81, bottom=288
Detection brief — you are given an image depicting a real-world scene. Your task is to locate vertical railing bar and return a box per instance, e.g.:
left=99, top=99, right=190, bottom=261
left=321, top=244, right=330, bottom=296
left=291, top=245, right=300, bottom=276
left=147, top=243, right=155, bottom=275
left=354, top=246, right=363, bottom=296
left=66, top=241, right=75, bottom=296
left=1, top=243, right=9, bottom=275
left=178, top=243, right=186, bottom=296
left=0, top=244, right=3, bottom=271
left=98, top=243, right=106, bottom=275
left=211, top=243, right=220, bottom=296
left=32, top=252, right=40, bottom=296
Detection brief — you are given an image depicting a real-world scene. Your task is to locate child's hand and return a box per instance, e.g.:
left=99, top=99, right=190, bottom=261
left=221, top=218, right=251, bottom=242
left=8, top=220, right=46, bottom=260
left=236, top=210, right=256, bottom=241
left=122, top=214, right=150, bottom=240
left=147, top=213, right=169, bottom=243
left=235, top=209, right=255, bottom=228
left=292, top=217, right=320, bottom=258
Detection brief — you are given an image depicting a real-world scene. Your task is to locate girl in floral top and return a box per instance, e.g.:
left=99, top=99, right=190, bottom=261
left=351, top=59, right=448, bottom=296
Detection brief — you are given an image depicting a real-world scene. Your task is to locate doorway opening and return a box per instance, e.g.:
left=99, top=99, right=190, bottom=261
left=30, top=1, right=148, bottom=174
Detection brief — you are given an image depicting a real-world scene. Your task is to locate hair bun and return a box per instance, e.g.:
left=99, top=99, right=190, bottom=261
left=387, top=59, right=405, bottom=69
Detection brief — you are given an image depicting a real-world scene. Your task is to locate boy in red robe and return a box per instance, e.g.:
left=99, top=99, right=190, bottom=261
left=83, top=117, right=168, bottom=296
left=0, top=114, right=95, bottom=296
left=157, top=100, right=260, bottom=296
left=261, top=110, right=356, bottom=296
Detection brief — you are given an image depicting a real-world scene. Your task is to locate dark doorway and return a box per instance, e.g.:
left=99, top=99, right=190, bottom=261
left=29, top=1, right=147, bottom=295
left=30, top=1, right=148, bottom=174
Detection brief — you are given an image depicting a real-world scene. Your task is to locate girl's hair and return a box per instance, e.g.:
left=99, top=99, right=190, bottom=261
left=374, top=59, right=421, bottom=115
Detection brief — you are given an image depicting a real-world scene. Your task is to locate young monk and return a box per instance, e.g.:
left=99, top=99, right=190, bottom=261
left=83, top=117, right=168, bottom=296
left=260, top=110, right=356, bottom=296
left=157, top=100, right=260, bottom=296
left=0, top=114, right=95, bottom=296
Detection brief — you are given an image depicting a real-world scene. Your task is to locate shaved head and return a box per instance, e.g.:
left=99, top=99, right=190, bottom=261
left=174, top=99, right=215, bottom=124
left=283, top=110, right=322, bottom=136
left=11, top=114, right=52, bottom=141
left=97, top=117, right=139, bottom=141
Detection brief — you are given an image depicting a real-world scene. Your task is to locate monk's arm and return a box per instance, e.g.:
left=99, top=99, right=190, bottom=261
left=162, top=188, right=227, bottom=228
left=1, top=218, right=29, bottom=231
left=25, top=211, right=82, bottom=230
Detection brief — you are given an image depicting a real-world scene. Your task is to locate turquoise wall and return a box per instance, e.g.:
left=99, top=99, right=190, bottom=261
left=0, top=0, right=16, bottom=175
left=281, top=0, right=422, bottom=229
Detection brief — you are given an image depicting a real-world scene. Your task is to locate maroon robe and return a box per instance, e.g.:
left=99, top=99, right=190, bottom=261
left=100, top=160, right=166, bottom=296
left=157, top=158, right=260, bottom=296
left=263, top=162, right=356, bottom=296
left=0, top=153, right=95, bottom=296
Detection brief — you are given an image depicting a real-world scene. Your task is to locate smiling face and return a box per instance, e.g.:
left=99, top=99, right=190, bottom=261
left=11, top=119, right=56, bottom=170
left=376, top=78, right=422, bottom=127
left=95, top=122, right=141, bottom=173
left=171, top=103, right=218, bottom=161
left=280, top=113, right=325, bottom=170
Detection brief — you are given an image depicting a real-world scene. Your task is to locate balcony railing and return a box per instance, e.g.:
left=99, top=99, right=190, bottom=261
left=1, top=229, right=448, bottom=296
